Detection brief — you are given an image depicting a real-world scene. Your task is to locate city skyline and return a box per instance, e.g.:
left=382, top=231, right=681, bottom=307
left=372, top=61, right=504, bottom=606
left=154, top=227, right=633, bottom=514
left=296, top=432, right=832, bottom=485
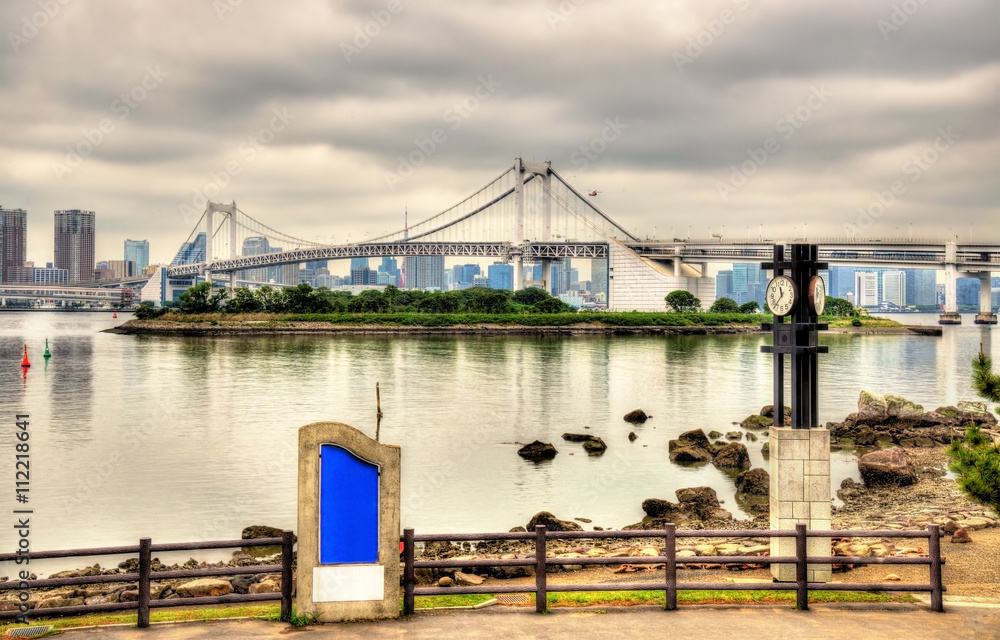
left=0, top=2, right=996, bottom=265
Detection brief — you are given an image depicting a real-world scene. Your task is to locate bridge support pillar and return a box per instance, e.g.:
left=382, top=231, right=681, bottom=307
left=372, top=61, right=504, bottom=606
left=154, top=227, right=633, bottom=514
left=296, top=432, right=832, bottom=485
left=513, top=256, right=523, bottom=291
left=541, top=259, right=552, bottom=294
left=229, top=272, right=237, bottom=293
left=939, top=241, right=961, bottom=325
left=974, top=272, right=997, bottom=324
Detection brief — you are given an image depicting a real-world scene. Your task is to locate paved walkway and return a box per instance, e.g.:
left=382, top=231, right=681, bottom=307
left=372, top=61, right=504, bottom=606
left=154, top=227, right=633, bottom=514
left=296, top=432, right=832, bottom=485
left=55, top=602, right=1000, bottom=640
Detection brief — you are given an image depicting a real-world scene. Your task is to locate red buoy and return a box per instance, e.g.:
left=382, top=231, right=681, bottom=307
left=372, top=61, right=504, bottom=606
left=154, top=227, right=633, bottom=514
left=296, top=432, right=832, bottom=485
left=21, top=345, right=30, bottom=368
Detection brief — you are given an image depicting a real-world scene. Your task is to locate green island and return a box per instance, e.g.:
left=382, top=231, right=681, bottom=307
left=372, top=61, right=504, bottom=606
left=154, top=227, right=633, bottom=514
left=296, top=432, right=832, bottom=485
left=119, top=282, right=909, bottom=334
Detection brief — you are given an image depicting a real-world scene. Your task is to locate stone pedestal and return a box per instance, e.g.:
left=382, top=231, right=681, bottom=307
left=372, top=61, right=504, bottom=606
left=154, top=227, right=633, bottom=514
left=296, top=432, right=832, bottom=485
left=938, top=312, right=962, bottom=325
left=769, top=427, right=831, bottom=582
left=974, top=312, right=998, bottom=325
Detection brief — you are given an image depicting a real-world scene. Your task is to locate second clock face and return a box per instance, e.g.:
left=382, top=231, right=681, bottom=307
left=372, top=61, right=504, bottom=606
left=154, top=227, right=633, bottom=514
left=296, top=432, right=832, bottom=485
left=766, top=275, right=797, bottom=316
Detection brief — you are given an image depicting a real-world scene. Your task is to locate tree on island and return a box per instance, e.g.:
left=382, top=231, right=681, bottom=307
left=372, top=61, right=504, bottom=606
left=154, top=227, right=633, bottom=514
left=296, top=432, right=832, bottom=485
left=947, top=350, right=1000, bottom=515
left=738, top=300, right=760, bottom=314
left=824, top=296, right=856, bottom=317
left=512, top=287, right=552, bottom=306
left=665, top=290, right=701, bottom=312
left=708, top=297, right=739, bottom=313
left=177, top=281, right=227, bottom=314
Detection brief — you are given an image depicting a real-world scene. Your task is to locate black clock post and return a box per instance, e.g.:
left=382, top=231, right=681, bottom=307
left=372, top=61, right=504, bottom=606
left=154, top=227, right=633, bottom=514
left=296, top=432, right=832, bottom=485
left=761, top=244, right=828, bottom=429
left=760, top=243, right=833, bottom=589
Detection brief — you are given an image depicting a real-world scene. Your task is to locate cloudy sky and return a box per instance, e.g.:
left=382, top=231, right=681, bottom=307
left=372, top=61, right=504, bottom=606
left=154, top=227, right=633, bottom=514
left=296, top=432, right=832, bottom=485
left=1, top=0, right=997, bottom=267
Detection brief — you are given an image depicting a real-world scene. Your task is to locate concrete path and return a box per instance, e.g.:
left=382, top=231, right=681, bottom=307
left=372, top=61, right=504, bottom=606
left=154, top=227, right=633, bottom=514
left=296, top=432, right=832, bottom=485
left=55, top=603, right=1000, bottom=640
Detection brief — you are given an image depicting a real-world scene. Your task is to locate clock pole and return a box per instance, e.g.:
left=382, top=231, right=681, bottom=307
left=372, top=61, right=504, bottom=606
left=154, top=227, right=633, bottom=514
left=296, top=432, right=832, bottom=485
left=761, top=243, right=831, bottom=588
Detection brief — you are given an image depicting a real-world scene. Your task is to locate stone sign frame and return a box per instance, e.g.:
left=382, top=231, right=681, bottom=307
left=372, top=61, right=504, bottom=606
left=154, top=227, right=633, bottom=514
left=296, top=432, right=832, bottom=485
left=296, top=421, right=401, bottom=622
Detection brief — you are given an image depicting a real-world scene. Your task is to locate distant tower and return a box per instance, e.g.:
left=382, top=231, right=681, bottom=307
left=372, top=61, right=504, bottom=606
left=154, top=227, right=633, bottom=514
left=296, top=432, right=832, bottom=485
left=54, top=209, right=96, bottom=284
left=1, top=206, right=28, bottom=284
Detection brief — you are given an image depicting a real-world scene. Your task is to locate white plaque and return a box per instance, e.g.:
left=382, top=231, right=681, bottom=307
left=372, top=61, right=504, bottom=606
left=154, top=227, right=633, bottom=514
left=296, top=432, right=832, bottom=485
left=313, top=565, right=384, bottom=602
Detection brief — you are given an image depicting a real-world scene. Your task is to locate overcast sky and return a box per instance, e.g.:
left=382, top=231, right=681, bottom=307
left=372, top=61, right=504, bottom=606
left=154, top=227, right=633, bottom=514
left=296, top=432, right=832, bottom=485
left=1, top=0, right=997, bottom=266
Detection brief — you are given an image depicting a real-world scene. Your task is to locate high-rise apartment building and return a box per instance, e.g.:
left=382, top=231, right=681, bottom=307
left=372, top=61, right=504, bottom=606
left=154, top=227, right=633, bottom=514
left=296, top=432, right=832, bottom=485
left=124, top=239, right=149, bottom=274
left=591, top=258, right=608, bottom=296
left=54, top=210, right=96, bottom=284
left=882, top=270, right=906, bottom=307
left=1, top=207, right=28, bottom=284
left=854, top=271, right=879, bottom=307
left=903, top=269, right=936, bottom=307
left=487, top=262, right=514, bottom=290
left=404, top=256, right=445, bottom=290
left=171, top=232, right=206, bottom=265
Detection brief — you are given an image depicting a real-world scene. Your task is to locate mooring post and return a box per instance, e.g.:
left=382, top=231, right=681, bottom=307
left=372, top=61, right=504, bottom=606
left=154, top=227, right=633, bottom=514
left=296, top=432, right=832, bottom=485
left=138, top=537, right=151, bottom=628
left=535, top=525, right=547, bottom=613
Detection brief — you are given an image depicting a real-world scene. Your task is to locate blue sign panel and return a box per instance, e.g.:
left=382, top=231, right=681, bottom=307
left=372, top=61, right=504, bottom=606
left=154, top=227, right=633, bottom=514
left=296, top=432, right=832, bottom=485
left=319, top=444, right=379, bottom=564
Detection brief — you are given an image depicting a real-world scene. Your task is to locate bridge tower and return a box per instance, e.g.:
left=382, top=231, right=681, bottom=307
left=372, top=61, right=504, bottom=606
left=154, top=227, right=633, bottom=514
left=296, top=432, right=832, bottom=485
left=202, top=202, right=240, bottom=290
left=513, top=158, right=553, bottom=292
left=939, top=240, right=961, bottom=324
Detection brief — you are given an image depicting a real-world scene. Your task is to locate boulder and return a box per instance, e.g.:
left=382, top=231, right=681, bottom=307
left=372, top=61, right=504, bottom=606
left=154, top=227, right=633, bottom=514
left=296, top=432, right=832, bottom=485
left=175, top=578, right=233, bottom=598
left=623, top=409, right=649, bottom=423
left=951, top=528, right=972, bottom=544
left=517, top=440, right=557, bottom=461
left=641, top=498, right=684, bottom=519
left=708, top=430, right=723, bottom=439
left=675, top=486, right=720, bottom=510
left=761, top=442, right=770, bottom=457
left=857, top=390, right=889, bottom=423
left=454, top=572, right=485, bottom=586
left=676, top=429, right=710, bottom=449
left=884, top=394, right=924, bottom=419
left=669, top=446, right=712, bottom=464
left=628, top=432, right=638, bottom=441
left=36, top=596, right=85, bottom=609
left=562, top=433, right=591, bottom=442
left=713, top=442, right=751, bottom=469
left=231, top=575, right=256, bottom=594
left=526, top=511, right=583, bottom=532
left=740, top=414, right=773, bottom=430
left=746, top=432, right=758, bottom=442
left=735, top=468, right=769, bottom=495
left=582, top=437, right=607, bottom=455
left=249, top=580, right=280, bottom=594
left=725, top=431, right=743, bottom=440
left=858, top=447, right=917, bottom=487
left=956, top=400, right=988, bottom=415
left=241, top=525, right=285, bottom=539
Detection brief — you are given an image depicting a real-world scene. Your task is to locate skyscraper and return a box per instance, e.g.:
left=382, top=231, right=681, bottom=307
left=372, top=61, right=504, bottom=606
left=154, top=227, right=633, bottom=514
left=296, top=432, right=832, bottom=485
left=54, top=210, right=96, bottom=284
left=124, top=239, right=150, bottom=274
left=350, top=258, right=369, bottom=271
left=1, top=207, right=28, bottom=284
left=487, top=262, right=514, bottom=290
left=404, top=256, right=445, bottom=290
left=591, top=258, right=608, bottom=296
left=903, top=269, right=936, bottom=307
left=854, top=271, right=879, bottom=307
left=828, top=267, right=856, bottom=299
left=882, top=270, right=906, bottom=307
left=171, top=232, right=207, bottom=265
left=240, top=236, right=271, bottom=282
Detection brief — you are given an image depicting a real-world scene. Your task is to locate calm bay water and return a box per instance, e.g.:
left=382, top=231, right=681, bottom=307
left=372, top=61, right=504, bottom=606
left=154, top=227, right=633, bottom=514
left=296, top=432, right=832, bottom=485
left=0, top=311, right=995, bottom=566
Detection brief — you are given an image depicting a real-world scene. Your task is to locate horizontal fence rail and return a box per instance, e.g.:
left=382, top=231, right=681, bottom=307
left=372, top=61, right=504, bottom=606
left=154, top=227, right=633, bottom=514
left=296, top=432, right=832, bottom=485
left=0, top=531, right=294, bottom=628
left=401, top=523, right=945, bottom=614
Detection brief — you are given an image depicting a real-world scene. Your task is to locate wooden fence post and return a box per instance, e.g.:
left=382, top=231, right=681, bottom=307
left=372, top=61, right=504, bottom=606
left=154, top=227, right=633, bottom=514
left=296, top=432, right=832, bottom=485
left=138, top=538, right=151, bottom=628
left=535, top=525, right=547, bottom=613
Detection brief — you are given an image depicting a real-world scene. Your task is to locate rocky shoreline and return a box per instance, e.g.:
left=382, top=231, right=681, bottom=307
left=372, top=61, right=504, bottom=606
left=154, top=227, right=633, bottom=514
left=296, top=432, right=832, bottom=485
left=111, top=319, right=941, bottom=337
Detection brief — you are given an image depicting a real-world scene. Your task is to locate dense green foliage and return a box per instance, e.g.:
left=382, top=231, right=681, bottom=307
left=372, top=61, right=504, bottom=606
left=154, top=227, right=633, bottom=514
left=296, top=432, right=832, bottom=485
left=948, top=425, right=1000, bottom=515
left=133, top=301, right=169, bottom=320
left=665, top=290, right=701, bottom=312
left=738, top=300, right=760, bottom=314
left=947, top=351, right=1000, bottom=515
left=824, top=296, right=857, bottom=317
left=709, top=297, right=739, bottom=313
left=171, top=283, right=578, bottom=316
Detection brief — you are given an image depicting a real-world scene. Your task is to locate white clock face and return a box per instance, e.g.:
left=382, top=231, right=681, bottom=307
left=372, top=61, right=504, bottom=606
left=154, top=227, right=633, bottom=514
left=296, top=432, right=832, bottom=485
left=810, top=276, right=826, bottom=316
left=766, top=275, right=797, bottom=316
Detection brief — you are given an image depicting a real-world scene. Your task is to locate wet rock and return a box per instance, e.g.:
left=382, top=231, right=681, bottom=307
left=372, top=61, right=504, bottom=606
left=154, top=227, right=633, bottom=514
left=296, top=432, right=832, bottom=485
left=725, top=431, right=743, bottom=440
left=623, top=409, right=649, bottom=423
left=740, top=414, right=773, bottom=430
left=669, top=446, right=712, bottom=464
left=562, top=433, right=592, bottom=442
left=642, top=498, right=684, bottom=519
left=858, top=390, right=889, bottom=423
left=858, top=447, right=917, bottom=487
left=713, top=442, right=751, bottom=469
left=735, top=468, right=769, bottom=495
left=517, top=440, right=557, bottom=461
left=669, top=429, right=710, bottom=450
left=582, top=437, right=607, bottom=454
left=885, top=394, right=924, bottom=419
left=526, top=511, right=583, bottom=532
left=708, top=430, right=723, bottom=439
left=761, top=442, right=770, bottom=457
left=628, top=432, right=638, bottom=441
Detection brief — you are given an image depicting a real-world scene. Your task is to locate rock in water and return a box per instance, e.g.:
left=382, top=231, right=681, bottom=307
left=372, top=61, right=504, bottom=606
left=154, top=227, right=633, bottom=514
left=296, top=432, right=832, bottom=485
left=713, top=442, right=751, bottom=469
left=735, top=467, right=769, bottom=495
left=858, top=447, right=917, bottom=487
left=740, top=414, right=773, bottom=430
left=669, top=429, right=710, bottom=450
left=526, top=511, right=583, bottom=532
left=884, top=394, right=924, bottom=419
left=670, top=446, right=712, bottom=464
left=582, top=437, right=607, bottom=455
left=517, top=440, right=557, bottom=460
left=562, top=433, right=592, bottom=442
left=623, top=409, right=649, bottom=423
left=628, top=431, right=638, bottom=441
left=857, top=390, right=889, bottom=423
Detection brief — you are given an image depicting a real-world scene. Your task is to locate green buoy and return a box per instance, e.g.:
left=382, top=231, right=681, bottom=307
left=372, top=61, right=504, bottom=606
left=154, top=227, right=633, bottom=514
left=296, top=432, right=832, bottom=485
left=43, top=338, right=51, bottom=359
